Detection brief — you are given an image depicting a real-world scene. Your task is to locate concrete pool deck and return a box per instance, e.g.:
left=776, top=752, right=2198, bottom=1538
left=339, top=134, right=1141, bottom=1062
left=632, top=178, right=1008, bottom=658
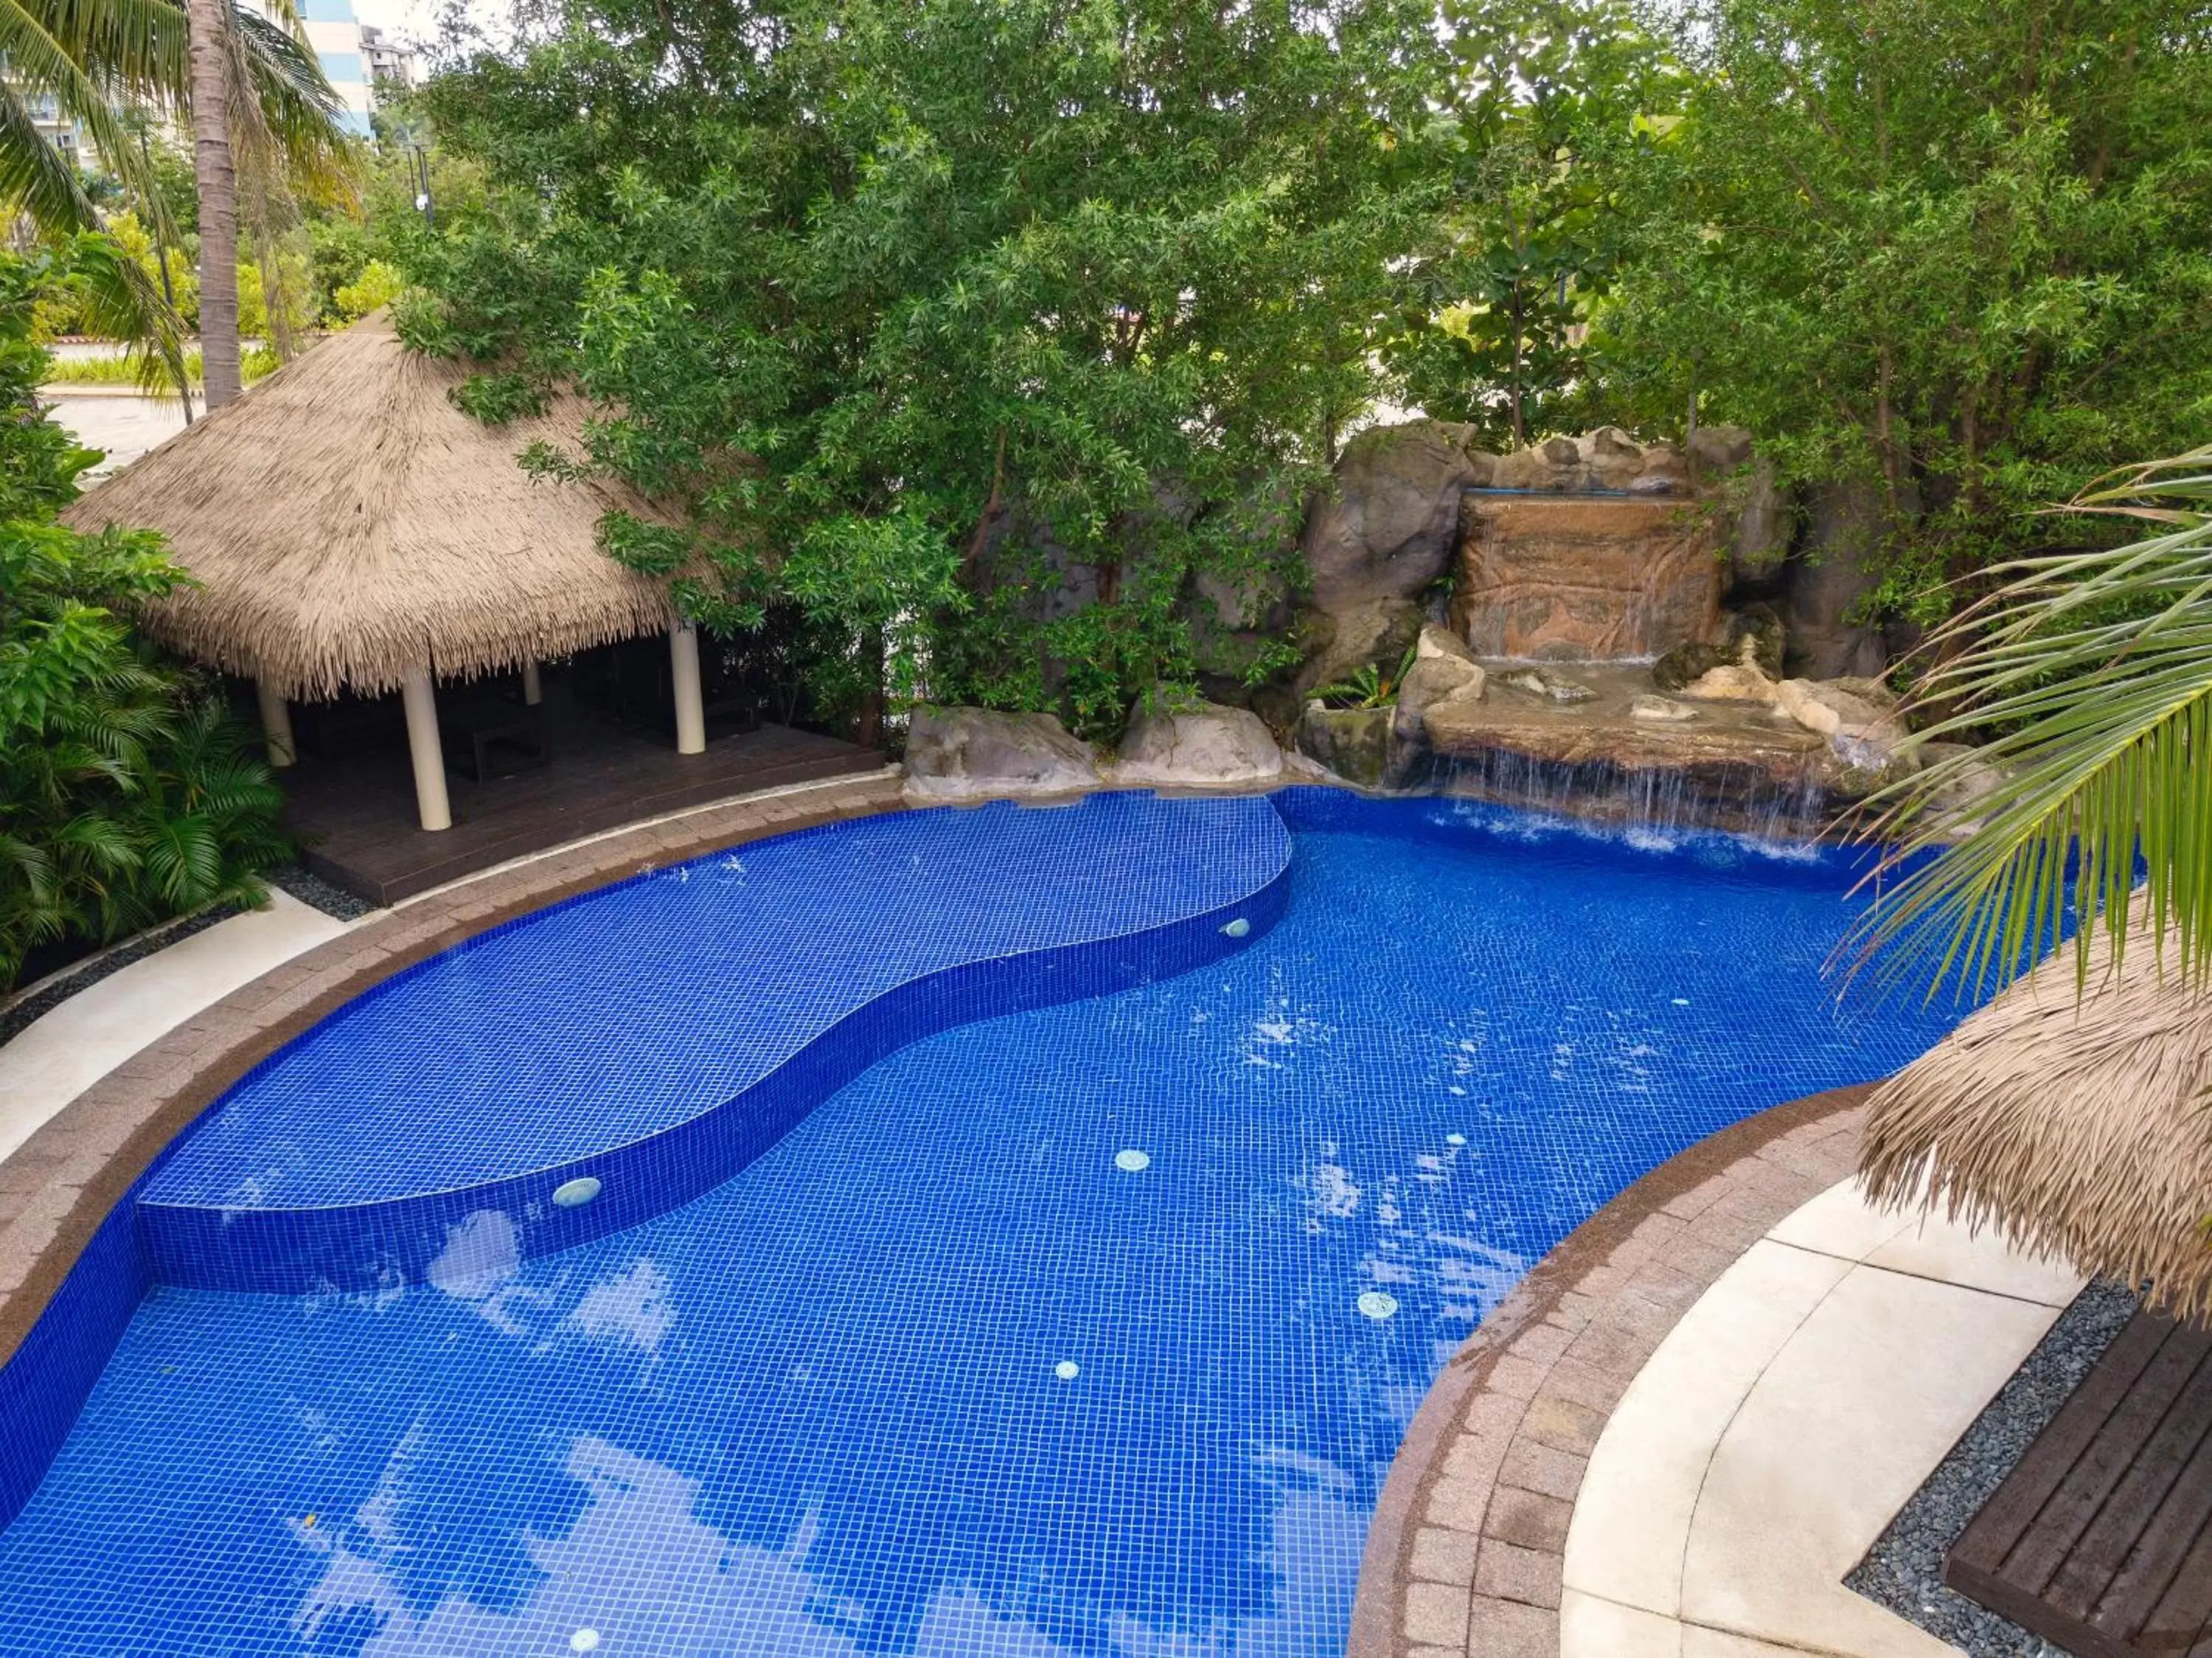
left=0, top=892, right=349, bottom=1166
left=1351, top=1088, right=2077, bottom=1658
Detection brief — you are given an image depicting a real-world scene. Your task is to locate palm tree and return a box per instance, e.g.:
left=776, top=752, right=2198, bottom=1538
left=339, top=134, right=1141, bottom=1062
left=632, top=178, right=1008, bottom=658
left=184, top=0, right=354, bottom=406
left=1851, top=446, right=2212, bottom=996
left=0, top=0, right=349, bottom=409
left=186, top=0, right=240, bottom=406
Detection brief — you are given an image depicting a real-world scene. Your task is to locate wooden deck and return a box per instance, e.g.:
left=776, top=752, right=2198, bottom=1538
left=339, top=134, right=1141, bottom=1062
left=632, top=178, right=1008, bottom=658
left=280, top=696, right=885, bottom=906
left=1947, top=1306, right=2212, bottom=1657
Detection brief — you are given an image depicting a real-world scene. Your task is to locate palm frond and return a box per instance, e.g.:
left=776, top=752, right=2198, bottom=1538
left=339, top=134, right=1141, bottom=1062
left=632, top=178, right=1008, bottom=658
left=1848, top=445, right=2212, bottom=1001
left=64, top=232, right=193, bottom=409
left=36, top=0, right=189, bottom=96
left=0, top=0, right=174, bottom=235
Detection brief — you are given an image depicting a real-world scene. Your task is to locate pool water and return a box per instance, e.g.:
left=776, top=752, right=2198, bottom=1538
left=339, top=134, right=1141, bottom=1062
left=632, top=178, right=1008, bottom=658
left=0, top=797, right=1967, bottom=1656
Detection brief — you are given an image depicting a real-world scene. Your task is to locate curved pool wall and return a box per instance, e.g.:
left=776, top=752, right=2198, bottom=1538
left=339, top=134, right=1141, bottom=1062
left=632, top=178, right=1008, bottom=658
left=142, top=793, right=1293, bottom=1294
left=0, top=788, right=1976, bottom=1653
left=0, top=792, right=1292, bottom=1529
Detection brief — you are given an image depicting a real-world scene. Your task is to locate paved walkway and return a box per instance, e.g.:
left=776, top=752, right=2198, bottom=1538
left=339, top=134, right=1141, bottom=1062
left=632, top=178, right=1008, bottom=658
left=1562, top=1179, right=2079, bottom=1657
left=1349, top=1086, right=2081, bottom=1658
left=0, top=892, right=347, bottom=1165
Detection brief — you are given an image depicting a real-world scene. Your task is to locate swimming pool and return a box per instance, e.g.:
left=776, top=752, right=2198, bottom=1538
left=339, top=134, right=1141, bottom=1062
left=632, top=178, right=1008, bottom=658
left=0, top=790, right=1968, bottom=1656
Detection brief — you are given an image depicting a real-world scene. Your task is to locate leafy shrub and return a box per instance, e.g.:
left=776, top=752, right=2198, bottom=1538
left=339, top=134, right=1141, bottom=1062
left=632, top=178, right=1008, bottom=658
left=333, top=260, right=405, bottom=323
left=0, top=257, right=287, bottom=990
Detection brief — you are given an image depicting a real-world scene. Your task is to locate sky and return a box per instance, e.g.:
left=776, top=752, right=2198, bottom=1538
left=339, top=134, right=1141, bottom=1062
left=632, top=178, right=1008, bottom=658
left=350, top=0, right=447, bottom=43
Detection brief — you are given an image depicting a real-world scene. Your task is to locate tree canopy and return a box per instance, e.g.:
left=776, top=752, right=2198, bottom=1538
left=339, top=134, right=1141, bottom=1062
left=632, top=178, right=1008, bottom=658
left=392, top=0, right=2212, bottom=729
left=404, top=0, right=1444, bottom=736
left=1595, top=0, right=2212, bottom=621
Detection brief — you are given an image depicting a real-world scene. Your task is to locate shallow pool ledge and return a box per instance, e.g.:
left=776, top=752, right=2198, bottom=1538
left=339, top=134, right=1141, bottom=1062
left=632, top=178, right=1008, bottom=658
left=134, top=792, right=1292, bottom=1297
left=0, top=773, right=912, bottom=1533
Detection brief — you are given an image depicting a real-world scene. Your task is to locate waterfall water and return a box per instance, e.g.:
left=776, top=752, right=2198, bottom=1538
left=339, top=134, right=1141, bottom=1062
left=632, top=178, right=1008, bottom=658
left=1422, top=743, right=1835, bottom=845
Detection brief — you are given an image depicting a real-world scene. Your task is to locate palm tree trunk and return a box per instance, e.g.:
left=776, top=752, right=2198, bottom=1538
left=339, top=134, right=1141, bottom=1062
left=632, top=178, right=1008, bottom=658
left=188, top=0, right=242, bottom=410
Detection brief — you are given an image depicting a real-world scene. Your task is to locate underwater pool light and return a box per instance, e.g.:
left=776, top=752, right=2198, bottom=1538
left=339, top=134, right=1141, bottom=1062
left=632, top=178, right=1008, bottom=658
left=552, top=1176, right=602, bottom=1209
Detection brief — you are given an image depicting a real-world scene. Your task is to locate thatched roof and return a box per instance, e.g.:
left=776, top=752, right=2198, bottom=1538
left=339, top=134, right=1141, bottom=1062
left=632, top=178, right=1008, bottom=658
left=1860, top=926, right=2212, bottom=1324
left=61, top=311, right=679, bottom=700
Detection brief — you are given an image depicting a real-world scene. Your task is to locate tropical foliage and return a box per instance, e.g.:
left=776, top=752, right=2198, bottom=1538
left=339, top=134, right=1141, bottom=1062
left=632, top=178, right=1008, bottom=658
left=1391, top=0, right=1678, bottom=448
left=0, top=255, right=285, bottom=991
left=397, top=0, right=1443, bottom=738
left=1593, top=0, right=2212, bottom=626
left=1852, top=449, right=2212, bottom=1001
left=1313, top=650, right=1416, bottom=711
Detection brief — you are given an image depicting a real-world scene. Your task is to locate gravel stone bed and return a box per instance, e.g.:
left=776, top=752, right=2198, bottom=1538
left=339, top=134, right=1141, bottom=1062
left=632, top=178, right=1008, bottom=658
left=1846, top=1278, right=2141, bottom=1655
left=263, top=861, right=378, bottom=922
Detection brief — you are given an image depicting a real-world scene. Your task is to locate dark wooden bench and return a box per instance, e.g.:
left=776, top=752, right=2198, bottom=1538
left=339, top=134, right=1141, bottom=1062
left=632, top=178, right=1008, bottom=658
left=439, top=695, right=552, bottom=783
left=1947, top=1306, right=2212, bottom=1657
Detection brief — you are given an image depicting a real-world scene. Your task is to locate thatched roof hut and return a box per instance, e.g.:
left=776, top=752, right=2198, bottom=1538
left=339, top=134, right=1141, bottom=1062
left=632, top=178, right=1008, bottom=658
left=1860, top=927, right=2212, bottom=1324
left=60, top=310, right=678, bottom=702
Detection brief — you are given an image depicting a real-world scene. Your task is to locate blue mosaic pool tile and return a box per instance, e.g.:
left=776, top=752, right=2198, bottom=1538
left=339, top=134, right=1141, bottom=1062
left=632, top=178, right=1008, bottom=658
left=0, top=794, right=1980, bottom=1655
left=138, top=792, right=1290, bottom=1294
left=0, top=1183, right=147, bottom=1530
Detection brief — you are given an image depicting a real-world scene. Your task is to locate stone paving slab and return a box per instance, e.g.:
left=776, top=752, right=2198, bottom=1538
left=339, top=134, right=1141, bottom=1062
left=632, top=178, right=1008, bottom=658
left=1349, top=1084, right=1877, bottom=1658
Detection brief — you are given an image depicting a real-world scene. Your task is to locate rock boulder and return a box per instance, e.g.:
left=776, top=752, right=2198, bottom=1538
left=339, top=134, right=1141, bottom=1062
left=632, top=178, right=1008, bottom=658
left=1113, top=703, right=1285, bottom=788
left=903, top=706, right=1101, bottom=801
left=1296, top=704, right=1395, bottom=788
left=1301, top=420, right=1487, bottom=614
left=1394, top=640, right=1485, bottom=743
left=1786, top=482, right=1894, bottom=679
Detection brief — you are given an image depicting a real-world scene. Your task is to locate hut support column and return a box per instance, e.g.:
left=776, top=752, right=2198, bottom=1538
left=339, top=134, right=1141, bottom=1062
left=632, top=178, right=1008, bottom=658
left=670, top=622, right=706, bottom=755
left=254, top=681, right=294, bottom=768
left=521, top=660, right=542, bottom=706
left=400, top=665, right=451, bottom=833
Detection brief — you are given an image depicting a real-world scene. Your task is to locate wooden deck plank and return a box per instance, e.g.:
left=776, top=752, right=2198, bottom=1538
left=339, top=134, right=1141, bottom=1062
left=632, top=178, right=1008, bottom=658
left=2112, top=1429, right=2212, bottom=1648
left=1996, top=1323, right=2206, bottom=1592
left=2054, top=1338, right=2212, bottom=1623
left=1950, top=1311, right=2173, bottom=1581
left=1947, top=1307, right=2212, bottom=1658
left=280, top=698, right=884, bottom=905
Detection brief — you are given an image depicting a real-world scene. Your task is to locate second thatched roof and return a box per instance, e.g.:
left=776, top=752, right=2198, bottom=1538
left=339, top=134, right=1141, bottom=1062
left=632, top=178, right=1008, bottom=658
left=1860, top=926, right=2212, bottom=1324
left=61, top=311, right=680, bottom=701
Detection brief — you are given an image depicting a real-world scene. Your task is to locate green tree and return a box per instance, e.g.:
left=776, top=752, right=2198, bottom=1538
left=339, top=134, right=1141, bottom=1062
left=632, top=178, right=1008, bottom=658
left=407, top=0, right=1443, bottom=738
left=1394, top=0, right=1678, bottom=448
left=1593, top=0, right=2212, bottom=620
left=0, top=253, right=286, bottom=989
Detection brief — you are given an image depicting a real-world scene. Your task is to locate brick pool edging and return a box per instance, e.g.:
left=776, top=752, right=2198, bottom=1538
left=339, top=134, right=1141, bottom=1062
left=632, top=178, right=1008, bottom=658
left=1347, top=1081, right=1876, bottom=1658
left=0, top=771, right=908, bottom=1376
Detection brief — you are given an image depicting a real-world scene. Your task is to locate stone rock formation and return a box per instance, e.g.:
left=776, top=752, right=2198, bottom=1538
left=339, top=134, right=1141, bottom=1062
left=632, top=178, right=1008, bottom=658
left=1651, top=607, right=1783, bottom=690
left=903, top=706, right=1101, bottom=800
left=1113, top=703, right=1285, bottom=787
left=1686, top=424, right=1755, bottom=474
left=1728, top=457, right=1793, bottom=585
left=1296, top=704, right=1395, bottom=788
left=1298, top=420, right=1488, bottom=690
left=1394, top=626, right=1486, bottom=743
left=1629, top=694, right=1696, bottom=722
left=1486, top=429, right=1691, bottom=496
left=1419, top=664, right=1837, bottom=824
left=1497, top=665, right=1599, bottom=704
left=1786, top=482, right=1893, bottom=679
left=1454, top=495, right=1723, bottom=661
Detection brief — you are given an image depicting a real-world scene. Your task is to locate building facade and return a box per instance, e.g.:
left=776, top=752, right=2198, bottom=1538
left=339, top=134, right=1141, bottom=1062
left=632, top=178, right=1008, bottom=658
left=300, top=0, right=422, bottom=138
